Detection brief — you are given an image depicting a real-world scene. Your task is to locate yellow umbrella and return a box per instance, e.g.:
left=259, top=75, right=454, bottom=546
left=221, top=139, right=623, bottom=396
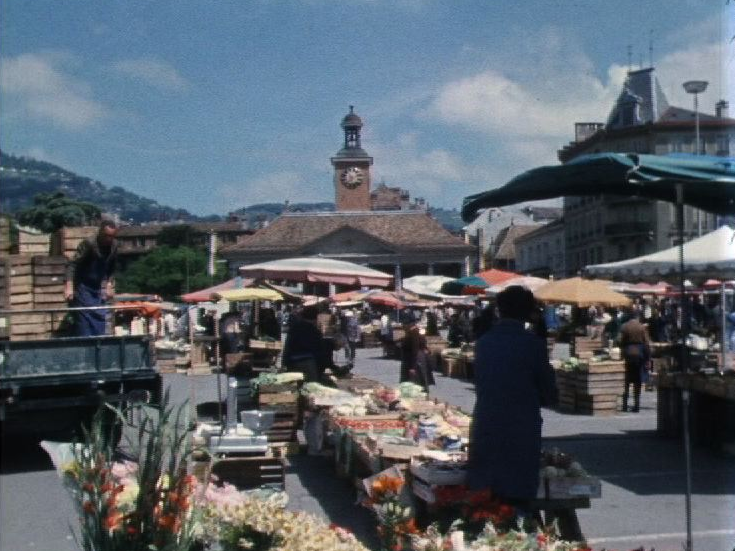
left=533, top=277, right=630, bottom=308
left=212, top=288, right=284, bottom=302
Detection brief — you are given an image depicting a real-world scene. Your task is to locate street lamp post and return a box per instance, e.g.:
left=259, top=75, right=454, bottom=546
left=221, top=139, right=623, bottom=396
left=683, top=80, right=708, bottom=155
left=683, top=80, right=708, bottom=237
left=680, top=78, right=708, bottom=551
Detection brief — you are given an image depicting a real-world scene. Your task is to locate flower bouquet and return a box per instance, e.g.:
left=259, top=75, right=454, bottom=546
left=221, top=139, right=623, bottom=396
left=43, top=392, right=199, bottom=551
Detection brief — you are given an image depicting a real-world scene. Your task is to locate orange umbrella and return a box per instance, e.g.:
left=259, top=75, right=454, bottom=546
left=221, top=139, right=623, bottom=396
left=534, top=277, right=631, bottom=308
left=475, top=268, right=519, bottom=286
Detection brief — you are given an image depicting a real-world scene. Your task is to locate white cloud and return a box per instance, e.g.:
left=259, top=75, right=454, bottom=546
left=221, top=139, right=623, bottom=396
left=656, top=43, right=731, bottom=114
left=111, top=58, right=188, bottom=91
left=428, top=65, right=626, bottom=141
left=216, top=171, right=314, bottom=210
left=0, top=53, right=107, bottom=129
left=368, top=132, right=476, bottom=204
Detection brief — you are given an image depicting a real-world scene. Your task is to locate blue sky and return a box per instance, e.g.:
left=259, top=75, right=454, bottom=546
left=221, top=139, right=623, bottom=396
left=1, top=0, right=732, bottom=217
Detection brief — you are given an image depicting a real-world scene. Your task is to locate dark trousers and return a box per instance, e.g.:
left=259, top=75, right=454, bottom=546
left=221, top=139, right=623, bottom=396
left=623, top=363, right=642, bottom=411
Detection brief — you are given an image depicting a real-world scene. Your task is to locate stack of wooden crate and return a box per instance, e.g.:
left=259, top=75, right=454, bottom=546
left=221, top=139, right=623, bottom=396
left=18, top=230, right=51, bottom=255
left=558, top=361, right=625, bottom=416
left=0, top=218, right=11, bottom=255
left=573, top=336, right=603, bottom=360
left=1, top=256, right=37, bottom=340
left=257, top=381, right=301, bottom=443
left=554, top=368, right=576, bottom=413
left=0, top=254, right=69, bottom=340
left=32, top=256, right=68, bottom=335
left=574, top=360, right=625, bottom=415
left=51, top=226, right=97, bottom=259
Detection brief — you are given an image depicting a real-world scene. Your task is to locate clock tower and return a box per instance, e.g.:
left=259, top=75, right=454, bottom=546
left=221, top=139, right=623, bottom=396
left=331, top=106, right=373, bottom=211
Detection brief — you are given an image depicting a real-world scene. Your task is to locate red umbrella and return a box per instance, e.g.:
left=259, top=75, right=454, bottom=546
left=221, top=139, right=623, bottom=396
left=475, top=268, right=519, bottom=286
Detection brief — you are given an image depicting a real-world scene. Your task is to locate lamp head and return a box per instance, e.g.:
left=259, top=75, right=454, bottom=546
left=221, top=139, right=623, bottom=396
left=683, top=80, right=708, bottom=94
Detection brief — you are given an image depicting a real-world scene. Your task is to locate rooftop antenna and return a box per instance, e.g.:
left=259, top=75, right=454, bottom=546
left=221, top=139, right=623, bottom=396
left=649, top=29, right=654, bottom=68
left=639, top=52, right=643, bottom=69
left=627, top=44, right=633, bottom=72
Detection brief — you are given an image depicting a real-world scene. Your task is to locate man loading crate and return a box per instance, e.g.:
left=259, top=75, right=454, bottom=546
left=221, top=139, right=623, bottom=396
left=64, top=220, right=118, bottom=336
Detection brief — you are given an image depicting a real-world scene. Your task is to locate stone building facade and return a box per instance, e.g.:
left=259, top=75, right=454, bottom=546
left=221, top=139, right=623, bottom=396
left=558, top=67, right=735, bottom=275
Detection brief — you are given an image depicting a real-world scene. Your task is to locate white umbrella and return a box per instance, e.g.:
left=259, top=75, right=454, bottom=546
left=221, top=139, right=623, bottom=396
left=486, top=275, right=549, bottom=294
left=238, top=257, right=393, bottom=287
left=401, top=275, right=455, bottom=296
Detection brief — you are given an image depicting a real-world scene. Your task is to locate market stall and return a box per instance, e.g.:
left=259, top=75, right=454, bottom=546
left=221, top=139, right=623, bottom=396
left=299, top=377, right=601, bottom=541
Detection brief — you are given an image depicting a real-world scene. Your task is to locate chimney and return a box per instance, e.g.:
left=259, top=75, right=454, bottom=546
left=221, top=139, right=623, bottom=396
left=716, top=100, right=729, bottom=119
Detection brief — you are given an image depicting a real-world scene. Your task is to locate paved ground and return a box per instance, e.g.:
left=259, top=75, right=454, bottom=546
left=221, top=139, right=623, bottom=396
left=2, top=346, right=734, bottom=551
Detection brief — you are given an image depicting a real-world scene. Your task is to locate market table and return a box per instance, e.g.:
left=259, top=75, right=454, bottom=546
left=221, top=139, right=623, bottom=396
left=408, top=459, right=598, bottom=542
left=656, top=370, right=735, bottom=451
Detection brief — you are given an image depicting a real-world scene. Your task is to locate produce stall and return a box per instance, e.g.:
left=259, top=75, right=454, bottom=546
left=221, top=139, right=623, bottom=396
left=299, top=376, right=601, bottom=541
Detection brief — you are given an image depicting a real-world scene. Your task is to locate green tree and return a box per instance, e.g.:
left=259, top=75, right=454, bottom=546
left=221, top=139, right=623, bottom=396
left=156, top=224, right=197, bottom=248
left=116, top=245, right=226, bottom=300
left=17, top=192, right=101, bottom=233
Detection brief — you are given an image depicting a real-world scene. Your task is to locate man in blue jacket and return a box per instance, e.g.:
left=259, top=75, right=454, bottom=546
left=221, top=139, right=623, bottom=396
left=64, top=220, right=118, bottom=336
left=467, top=286, right=557, bottom=517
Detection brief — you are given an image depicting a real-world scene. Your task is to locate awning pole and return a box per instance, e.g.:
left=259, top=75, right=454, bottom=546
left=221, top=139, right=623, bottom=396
left=722, top=282, right=727, bottom=374
left=677, top=183, right=694, bottom=551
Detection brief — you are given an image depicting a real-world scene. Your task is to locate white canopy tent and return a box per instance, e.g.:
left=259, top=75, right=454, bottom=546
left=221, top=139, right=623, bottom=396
left=584, top=226, right=735, bottom=284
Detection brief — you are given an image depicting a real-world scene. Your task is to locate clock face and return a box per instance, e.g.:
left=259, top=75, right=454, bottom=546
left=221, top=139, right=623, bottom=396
left=340, top=166, right=364, bottom=189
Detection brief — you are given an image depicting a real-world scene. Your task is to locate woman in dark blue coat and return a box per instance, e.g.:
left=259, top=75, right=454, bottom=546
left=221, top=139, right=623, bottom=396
left=466, top=286, right=557, bottom=510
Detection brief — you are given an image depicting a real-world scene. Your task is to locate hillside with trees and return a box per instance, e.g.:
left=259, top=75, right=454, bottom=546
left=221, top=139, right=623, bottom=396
left=1, top=150, right=466, bottom=233
left=0, top=150, right=201, bottom=223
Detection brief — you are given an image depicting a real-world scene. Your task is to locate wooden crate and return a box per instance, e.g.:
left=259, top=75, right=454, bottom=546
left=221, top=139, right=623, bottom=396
left=258, top=391, right=298, bottom=406
left=18, top=232, right=51, bottom=256
left=574, top=372, right=624, bottom=395
left=259, top=382, right=300, bottom=393
left=269, top=441, right=302, bottom=457
left=575, top=394, right=618, bottom=416
left=0, top=218, right=11, bottom=254
left=51, top=226, right=97, bottom=259
left=210, top=456, right=285, bottom=490
left=442, top=356, right=466, bottom=378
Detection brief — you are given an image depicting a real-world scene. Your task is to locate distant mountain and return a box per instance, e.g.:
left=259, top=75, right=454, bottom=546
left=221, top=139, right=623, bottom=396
left=0, top=150, right=211, bottom=223
left=0, top=150, right=466, bottom=232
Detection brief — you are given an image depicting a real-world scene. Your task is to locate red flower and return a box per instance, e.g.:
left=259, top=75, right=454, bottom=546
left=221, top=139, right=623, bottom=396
left=104, top=510, right=124, bottom=532
left=82, top=501, right=96, bottom=514
left=157, top=513, right=177, bottom=531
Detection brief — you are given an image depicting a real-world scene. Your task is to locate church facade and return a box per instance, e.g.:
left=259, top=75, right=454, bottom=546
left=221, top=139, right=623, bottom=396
left=220, top=107, right=473, bottom=285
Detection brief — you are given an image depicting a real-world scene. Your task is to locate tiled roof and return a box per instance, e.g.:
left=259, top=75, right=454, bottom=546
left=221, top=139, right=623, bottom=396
left=221, top=211, right=471, bottom=254
left=493, top=225, right=539, bottom=260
